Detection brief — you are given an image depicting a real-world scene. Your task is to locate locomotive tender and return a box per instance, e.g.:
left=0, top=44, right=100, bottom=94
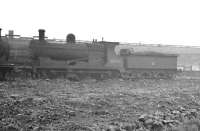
left=0, top=28, right=178, bottom=80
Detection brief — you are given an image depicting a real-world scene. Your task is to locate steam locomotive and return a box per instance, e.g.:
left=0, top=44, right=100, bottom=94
left=0, top=28, right=178, bottom=80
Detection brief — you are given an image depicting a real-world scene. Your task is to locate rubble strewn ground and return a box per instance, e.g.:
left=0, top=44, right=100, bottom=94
left=0, top=78, right=200, bottom=131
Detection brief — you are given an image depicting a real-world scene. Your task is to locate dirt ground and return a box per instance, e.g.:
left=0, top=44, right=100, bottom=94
left=0, top=78, right=200, bottom=131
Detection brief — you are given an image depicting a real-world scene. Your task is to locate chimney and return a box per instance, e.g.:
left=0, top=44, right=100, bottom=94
left=38, top=29, right=45, bottom=41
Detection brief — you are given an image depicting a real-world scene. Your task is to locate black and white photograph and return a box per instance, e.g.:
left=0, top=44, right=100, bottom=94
left=1, top=0, right=200, bottom=130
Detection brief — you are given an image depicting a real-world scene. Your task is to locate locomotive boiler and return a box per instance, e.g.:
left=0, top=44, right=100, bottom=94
left=30, top=30, right=106, bottom=64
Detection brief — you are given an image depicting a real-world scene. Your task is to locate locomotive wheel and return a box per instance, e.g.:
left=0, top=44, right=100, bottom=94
left=142, top=72, right=150, bottom=79
left=121, top=72, right=129, bottom=80
left=66, top=73, right=80, bottom=81
left=0, top=71, right=6, bottom=81
left=157, top=72, right=165, bottom=79
left=5, top=70, right=15, bottom=81
left=39, top=70, right=48, bottom=79
left=111, top=71, right=121, bottom=78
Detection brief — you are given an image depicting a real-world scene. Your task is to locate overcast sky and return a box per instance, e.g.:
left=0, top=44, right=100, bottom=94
left=1, top=0, right=200, bottom=46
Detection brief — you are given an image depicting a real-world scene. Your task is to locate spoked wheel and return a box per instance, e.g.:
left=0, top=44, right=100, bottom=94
left=66, top=73, right=80, bottom=81
left=5, top=70, right=16, bottom=81
left=142, top=72, right=150, bottom=79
